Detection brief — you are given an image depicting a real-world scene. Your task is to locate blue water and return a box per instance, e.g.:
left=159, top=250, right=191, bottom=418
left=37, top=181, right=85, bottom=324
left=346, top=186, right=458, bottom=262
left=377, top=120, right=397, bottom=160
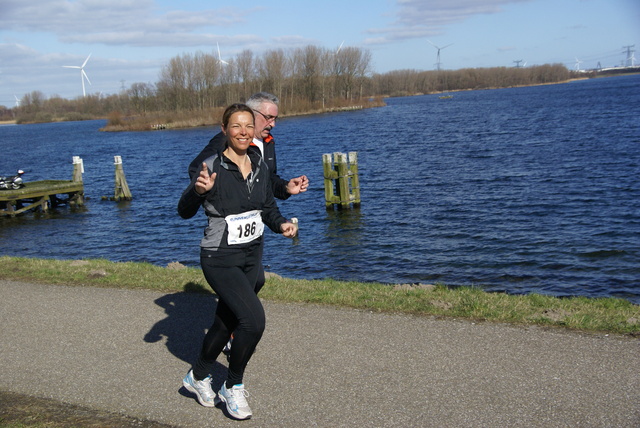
left=1, top=75, right=639, bottom=303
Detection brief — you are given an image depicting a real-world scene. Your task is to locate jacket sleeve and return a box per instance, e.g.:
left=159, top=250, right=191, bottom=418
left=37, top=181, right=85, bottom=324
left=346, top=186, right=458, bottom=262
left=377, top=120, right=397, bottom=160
left=180, top=155, right=220, bottom=219
left=188, top=132, right=227, bottom=179
left=260, top=165, right=287, bottom=233
left=271, top=173, right=291, bottom=200
left=177, top=177, right=206, bottom=219
left=269, top=148, right=292, bottom=200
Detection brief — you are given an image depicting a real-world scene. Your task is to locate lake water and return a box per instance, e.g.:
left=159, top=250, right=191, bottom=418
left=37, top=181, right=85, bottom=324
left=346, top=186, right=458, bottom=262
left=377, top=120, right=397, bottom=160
left=1, top=75, right=639, bottom=303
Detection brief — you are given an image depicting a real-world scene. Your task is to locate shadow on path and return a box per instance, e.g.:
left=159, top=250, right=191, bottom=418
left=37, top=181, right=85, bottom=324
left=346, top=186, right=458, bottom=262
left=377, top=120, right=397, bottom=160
left=143, top=283, right=229, bottom=405
left=143, top=283, right=217, bottom=365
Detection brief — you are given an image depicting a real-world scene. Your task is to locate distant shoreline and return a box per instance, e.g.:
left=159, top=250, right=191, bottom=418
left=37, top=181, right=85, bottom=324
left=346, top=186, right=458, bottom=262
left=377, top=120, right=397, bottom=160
left=7, top=71, right=639, bottom=129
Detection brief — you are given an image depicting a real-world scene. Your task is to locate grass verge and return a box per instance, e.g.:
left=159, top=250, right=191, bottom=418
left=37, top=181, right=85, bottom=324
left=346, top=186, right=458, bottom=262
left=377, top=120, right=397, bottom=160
left=0, top=256, right=638, bottom=336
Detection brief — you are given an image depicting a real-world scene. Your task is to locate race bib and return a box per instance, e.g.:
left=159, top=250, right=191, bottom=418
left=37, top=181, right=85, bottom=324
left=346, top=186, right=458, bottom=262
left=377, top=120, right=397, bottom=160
left=225, top=210, right=264, bottom=245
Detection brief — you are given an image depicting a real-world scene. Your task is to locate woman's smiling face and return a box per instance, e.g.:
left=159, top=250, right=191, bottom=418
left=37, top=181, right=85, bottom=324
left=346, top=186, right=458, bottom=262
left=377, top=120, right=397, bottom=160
left=223, top=111, right=255, bottom=151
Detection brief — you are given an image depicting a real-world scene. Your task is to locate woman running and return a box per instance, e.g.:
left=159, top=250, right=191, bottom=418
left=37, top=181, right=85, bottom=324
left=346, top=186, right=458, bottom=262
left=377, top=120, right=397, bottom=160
left=178, top=103, right=297, bottom=420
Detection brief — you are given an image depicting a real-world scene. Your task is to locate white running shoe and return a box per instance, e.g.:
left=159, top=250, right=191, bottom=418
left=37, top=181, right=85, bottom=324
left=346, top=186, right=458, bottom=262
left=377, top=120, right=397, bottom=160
left=214, top=383, right=252, bottom=420
left=182, top=370, right=216, bottom=407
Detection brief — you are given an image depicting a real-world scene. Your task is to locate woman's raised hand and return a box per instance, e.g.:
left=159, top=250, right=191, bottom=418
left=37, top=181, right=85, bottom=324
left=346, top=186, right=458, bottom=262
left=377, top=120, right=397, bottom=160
left=195, top=162, right=216, bottom=195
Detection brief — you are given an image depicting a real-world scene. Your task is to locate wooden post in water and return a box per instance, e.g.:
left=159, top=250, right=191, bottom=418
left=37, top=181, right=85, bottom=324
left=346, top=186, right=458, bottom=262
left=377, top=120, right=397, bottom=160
left=348, top=151, right=361, bottom=208
left=335, top=152, right=351, bottom=208
left=323, top=153, right=339, bottom=207
left=70, top=156, right=85, bottom=206
left=40, top=195, right=50, bottom=213
left=113, top=156, right=132, bottom=201
left=72, top=156, right=84, bottom=183
left=322, top=151, right=361, bottom=209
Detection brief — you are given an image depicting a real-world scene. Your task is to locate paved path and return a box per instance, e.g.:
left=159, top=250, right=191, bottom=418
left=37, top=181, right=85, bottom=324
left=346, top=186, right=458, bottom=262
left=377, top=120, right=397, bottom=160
left=1, top=280, right=638, bottom=427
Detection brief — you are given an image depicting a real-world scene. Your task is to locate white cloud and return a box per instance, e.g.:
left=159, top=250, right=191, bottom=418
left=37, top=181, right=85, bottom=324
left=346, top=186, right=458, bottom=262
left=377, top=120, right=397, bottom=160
left=367, top=0, right=532, bottom=43
left=269, top=35, right=319, bottom=47
left=0, top=1, right=258, bottom=48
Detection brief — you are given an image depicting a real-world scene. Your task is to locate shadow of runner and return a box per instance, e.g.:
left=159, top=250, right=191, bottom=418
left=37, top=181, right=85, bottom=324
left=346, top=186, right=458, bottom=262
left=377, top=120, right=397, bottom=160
left=143, top=283, right=229, bottom=406
left=144, top=282, right=217, bottom=365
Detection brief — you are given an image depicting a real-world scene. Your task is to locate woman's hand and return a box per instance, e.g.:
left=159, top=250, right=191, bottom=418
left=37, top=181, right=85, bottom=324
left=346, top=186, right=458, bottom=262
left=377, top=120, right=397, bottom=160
left=195, top=162, right=216, bottom=195
left=280, top=221, right=298, bottom=238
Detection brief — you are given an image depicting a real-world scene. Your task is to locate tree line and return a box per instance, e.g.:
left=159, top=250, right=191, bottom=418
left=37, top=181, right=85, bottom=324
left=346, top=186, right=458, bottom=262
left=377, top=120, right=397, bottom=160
left=3, top=44, right=574, bottom=124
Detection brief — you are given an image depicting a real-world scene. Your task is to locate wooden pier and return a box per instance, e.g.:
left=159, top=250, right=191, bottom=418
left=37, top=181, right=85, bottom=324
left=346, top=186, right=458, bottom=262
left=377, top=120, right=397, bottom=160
left=0, top=157, right=84, bottom=217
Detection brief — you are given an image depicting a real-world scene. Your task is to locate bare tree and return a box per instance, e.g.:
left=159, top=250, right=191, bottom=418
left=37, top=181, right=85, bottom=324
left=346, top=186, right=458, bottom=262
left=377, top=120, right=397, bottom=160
left=22, top=91, right=46, bottom=114
left=319, top=48, right=333, bottom=109
left=334, top=46, right=368, bottom=101
left=192, top=52, right=208, bottom=110
left=236, top=49, right=256, bottom=100
left=294, top=45, right=324, bottom=104
left=355, top=48, right=372, bottom=99
left=257, top=49, right=288, bottom=102
left=218, top=58, right=237, bottom=106
left=201, top=51, right=220, bottom=109
left=128, top=83, right=156, bottom=113
left=157, top=54, right=188, bottom=111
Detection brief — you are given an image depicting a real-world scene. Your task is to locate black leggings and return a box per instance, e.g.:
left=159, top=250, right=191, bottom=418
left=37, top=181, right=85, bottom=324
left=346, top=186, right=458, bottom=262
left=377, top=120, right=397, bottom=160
left=193, top=244, right=265, bottom=387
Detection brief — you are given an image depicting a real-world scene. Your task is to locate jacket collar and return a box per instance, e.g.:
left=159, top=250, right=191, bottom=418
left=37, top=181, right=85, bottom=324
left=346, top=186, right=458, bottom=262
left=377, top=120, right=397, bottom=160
left=250, top=133, right=274, bottom=146
left=219, top=150, right=262, bottom=175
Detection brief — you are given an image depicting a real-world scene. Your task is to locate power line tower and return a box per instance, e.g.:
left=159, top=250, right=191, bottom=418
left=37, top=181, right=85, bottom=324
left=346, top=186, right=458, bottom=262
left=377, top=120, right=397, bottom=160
left=622, top=45, right=636, bottom=67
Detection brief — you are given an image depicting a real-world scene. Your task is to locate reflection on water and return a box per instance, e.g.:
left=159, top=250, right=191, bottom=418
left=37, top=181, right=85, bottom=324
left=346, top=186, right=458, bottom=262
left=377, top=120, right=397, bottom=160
left=324, top=208, right=366, bottom=268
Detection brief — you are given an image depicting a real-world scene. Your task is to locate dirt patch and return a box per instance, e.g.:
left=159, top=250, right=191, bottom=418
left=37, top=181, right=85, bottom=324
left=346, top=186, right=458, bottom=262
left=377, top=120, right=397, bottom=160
left=0, top=390, right=174, bottom=427
left=540, top=309, right=570, bottom=322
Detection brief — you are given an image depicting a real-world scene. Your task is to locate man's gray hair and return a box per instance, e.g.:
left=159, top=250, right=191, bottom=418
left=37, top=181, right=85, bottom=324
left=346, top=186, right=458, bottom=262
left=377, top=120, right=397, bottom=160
left=246, top=92, right=279, bottom=110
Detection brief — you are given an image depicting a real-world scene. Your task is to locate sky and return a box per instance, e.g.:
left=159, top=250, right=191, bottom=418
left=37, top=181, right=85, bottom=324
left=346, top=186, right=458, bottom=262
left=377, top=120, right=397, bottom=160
left=1, top=0, right=638, bottom=107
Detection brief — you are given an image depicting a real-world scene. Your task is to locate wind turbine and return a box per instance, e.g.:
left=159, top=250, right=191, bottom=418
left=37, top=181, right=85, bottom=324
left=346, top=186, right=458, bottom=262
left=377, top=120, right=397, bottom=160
left=14, top=95, right=20, bottom=107
left=427, top=40, right=453, bottom=71
left=574, top=57, right=582, bottom=71
left=63, top=53, right=92, bottom=97
left=216, top=43, right=229, bottom=66
left=336, top=40, right=344, bottom=54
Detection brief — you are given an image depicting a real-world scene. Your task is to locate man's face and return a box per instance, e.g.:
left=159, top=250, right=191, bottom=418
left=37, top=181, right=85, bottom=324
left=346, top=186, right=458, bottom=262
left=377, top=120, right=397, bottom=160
left=253, top=102, right=278, bottom=140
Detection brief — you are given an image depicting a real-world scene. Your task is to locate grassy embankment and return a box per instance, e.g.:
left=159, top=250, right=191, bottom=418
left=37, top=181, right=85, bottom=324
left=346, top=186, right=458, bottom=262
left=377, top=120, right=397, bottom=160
left=1, top=256, right=638, bottom=336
